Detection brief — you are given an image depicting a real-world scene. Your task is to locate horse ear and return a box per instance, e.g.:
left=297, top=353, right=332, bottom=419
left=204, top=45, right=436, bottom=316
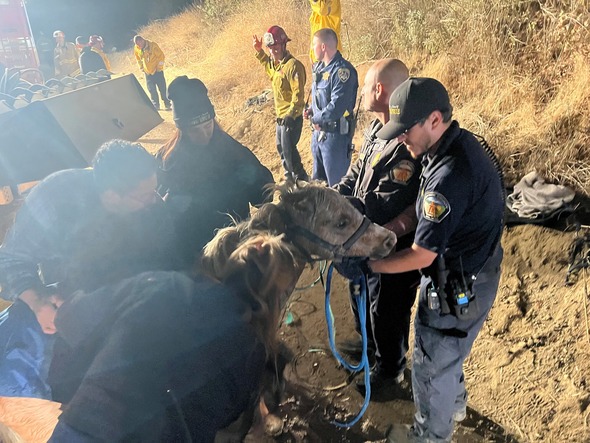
left=290, top=193, right=314, bottom=216
left=248, top=240, right=272, bottom=273
left=284, top=176, right=296, bottom=188
left=249, top=203, right=286, bottom=233
left=201, top=226, right=242, bottom=279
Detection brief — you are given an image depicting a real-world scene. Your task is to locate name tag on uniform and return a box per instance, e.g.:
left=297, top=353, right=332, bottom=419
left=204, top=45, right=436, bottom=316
left=370, top=140, right=386, bottom=168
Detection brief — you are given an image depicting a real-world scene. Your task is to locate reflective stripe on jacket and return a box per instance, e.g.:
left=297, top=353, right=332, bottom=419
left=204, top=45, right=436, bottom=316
left=255, top=50, right=306, bottom=118
left=134, top=40, right=165, bottom=75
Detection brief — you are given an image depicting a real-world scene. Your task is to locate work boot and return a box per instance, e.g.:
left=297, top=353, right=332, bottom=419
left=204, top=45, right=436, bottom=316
left=453, top=405, right=467, bottom=422
left=355, top=368, right=404, bottom=396
left=338, top=336, right=375, bottom=359
left=385, top=424, right=419, bottom=442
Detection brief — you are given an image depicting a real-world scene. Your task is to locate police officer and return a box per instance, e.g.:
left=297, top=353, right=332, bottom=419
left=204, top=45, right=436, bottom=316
left=334, top=59, right=420, bottom=394
left=253, top=25, right=309, bottom=181
left=304, top=28, right=358, bottom=186
left=369, top=77, right=504, bottom=442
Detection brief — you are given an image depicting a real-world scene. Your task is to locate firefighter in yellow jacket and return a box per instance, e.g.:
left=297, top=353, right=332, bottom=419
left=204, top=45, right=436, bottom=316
left=309, top=0, right=342, bottom=61
left=88, top=35, right=111, bottom=72
left=253, top=26, right=309, bottom=181
left=53, top=30, right=79, bottom=78
left=134, top=35, right=171, bottom=111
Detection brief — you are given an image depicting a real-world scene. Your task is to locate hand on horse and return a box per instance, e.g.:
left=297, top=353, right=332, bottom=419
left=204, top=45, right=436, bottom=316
left=333, top=256, right=370, bottom=280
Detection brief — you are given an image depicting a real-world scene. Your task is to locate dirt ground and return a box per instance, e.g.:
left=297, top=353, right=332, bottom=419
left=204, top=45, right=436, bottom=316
left=132, top=101, right=590, bottom=443
left=2, top=90, right=589, bottom=443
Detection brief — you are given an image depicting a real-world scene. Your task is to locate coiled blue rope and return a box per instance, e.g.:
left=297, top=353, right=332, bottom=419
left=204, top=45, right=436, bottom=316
left=324, top=262, right=371, bottom=428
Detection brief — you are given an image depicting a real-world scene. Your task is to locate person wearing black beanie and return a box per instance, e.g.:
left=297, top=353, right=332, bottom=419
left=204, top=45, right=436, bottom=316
left=157, top=76, right=274, bottom=267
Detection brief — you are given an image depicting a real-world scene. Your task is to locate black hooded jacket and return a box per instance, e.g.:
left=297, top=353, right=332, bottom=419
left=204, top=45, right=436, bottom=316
left=158, top=125, right=274, bottom=265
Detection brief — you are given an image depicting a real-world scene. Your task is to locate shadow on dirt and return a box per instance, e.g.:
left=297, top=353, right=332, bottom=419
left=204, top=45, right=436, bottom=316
left=278, top=359, right=519, bottom=442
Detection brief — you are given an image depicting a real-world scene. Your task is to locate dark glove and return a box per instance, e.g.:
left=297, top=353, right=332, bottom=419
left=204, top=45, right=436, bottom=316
left=344, top=196, right=365, bottom=214
left=333, top=257, right=370, bottom=280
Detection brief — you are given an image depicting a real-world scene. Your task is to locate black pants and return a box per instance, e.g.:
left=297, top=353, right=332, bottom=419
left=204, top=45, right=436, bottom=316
left=275, top=116, right=308, bottom=181
left=350, top=269, right=420, bottom=375
left=146, top=70, right=170, bottom=109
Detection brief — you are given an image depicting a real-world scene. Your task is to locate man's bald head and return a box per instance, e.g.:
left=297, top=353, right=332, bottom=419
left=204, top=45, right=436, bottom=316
left=374, top=58, right=409, bottom=93
left=362, top=58, right=409, bottom=115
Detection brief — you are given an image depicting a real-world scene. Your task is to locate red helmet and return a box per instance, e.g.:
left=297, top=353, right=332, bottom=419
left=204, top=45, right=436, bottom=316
left=263, top=25, right=290, bottom=47
left=88, top=35, right=103, bottom=46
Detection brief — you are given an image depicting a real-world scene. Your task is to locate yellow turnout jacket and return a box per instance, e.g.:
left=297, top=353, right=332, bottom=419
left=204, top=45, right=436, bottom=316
left=255, top=50, right=306, bottom=119
left=134, top=40, right=165, bottom=75
left=309, top=0, right=342, bottom=61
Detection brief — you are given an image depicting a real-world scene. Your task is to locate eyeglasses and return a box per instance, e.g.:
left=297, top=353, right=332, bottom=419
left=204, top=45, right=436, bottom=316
left=401, top=117, right=428, bottom=136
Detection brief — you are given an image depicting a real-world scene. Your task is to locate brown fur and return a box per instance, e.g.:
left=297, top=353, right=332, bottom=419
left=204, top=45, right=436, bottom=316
left=0, top=397, right=61, bottom=443
left=200, top=180, right=397, bottom=439
left=201, top=180, right=397, bottom=361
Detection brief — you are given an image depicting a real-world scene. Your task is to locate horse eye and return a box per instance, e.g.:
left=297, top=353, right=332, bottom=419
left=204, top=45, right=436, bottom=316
left=336, top=219, right=348, bottom=229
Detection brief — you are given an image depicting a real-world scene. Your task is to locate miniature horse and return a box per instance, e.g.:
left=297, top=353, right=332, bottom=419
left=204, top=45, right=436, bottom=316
left=0, top=181, right=396, bottom=442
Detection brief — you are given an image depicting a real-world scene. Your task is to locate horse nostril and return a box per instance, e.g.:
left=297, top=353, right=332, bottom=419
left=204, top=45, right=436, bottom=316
left=383, top=235, right=396, bottom=251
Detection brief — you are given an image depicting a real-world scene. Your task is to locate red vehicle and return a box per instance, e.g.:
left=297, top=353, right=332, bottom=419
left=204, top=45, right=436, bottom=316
left=0, top=0, right=42, bottom=82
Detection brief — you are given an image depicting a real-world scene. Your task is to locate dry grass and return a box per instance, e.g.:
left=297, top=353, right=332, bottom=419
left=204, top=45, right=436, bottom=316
left=102, top=2, right=590, bottom=440
left=115, top=0, right=590, bottom=194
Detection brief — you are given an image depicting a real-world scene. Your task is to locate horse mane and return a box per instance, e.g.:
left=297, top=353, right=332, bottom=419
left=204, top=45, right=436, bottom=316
left=201, top=219, right=300, bottom=358
left=200, top=180, right=336, bottom=358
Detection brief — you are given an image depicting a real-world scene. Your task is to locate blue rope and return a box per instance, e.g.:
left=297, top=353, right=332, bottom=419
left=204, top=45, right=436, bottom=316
left=324, top=262, right=371, bottom=428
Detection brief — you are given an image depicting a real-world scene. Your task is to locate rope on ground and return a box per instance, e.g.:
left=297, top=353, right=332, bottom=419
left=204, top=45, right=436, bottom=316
left=291, top=348, right=352, bottom=391
left=324, top=263, right=371, bottom=428
left=294, top=260, right=327, bottom=291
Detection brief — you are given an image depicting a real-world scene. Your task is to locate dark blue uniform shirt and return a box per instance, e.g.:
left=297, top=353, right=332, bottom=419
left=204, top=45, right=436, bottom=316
left=415, top=121, right=503, bottom=275
left=310, top=51, right=358, bottom=128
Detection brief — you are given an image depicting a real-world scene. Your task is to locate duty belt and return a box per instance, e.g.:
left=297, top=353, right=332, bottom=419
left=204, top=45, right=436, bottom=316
left=319, top=120, right=341, bottom=133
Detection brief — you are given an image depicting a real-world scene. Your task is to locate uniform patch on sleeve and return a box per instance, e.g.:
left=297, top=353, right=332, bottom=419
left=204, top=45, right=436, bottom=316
left=390, top=160, right=415, bottom=184
left=422, top=191, right=451, bottom=223
left=337, top=68, right=350, bottom=82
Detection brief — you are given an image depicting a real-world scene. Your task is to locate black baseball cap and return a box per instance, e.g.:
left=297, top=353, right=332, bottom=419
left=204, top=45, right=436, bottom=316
left=376, top=77, right=452, bottom=140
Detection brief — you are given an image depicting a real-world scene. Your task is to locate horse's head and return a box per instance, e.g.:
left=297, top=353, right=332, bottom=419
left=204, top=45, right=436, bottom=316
left=273, top=181, right=396, bottom=261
